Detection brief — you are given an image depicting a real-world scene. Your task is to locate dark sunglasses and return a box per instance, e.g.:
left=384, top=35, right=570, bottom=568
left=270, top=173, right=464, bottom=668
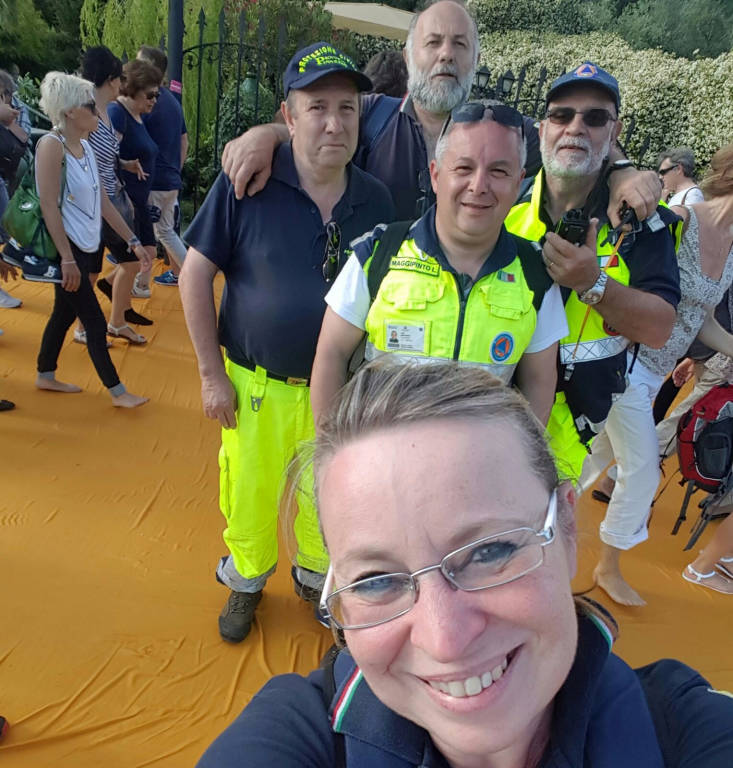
left=322, top=221, right=341, bottom=283
left=145, top=90, right=160, bottom=100
left=545, top=106, right=616, bottom=128
left=658, top=164, right=678, bottom=176
left=82, top=100, right=97, bottom=113
left=440, top=101, right=525, bottom=142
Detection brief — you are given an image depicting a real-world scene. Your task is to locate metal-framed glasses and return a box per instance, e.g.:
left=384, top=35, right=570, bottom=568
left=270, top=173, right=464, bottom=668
left=439, top=101, right=526, bottom=143
left=545, top=106, right=616, bottom=128
left=320, top=490, right=558, bottom=630
left=658, top=164, right=678, bottom=177
left=322, top=221, right=341, bottom=283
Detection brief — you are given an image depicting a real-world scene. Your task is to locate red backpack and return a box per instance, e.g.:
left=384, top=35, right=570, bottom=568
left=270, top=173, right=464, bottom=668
left=676, top=383, right=733, bottom=493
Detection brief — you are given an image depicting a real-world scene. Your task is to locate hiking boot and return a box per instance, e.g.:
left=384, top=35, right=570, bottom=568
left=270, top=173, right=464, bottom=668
left=291, top=565, right=322, bottom=603
left=21, top=254, right=62, bottom=283
left=218, top=589, right=262, bottom=643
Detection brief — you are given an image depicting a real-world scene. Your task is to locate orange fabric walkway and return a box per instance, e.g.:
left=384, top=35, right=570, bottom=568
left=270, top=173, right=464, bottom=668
left=1, top=268, right=730, bottom=766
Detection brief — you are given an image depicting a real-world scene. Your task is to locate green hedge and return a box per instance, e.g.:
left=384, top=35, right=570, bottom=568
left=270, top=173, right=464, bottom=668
left=473, top=29, right=732, bottom=170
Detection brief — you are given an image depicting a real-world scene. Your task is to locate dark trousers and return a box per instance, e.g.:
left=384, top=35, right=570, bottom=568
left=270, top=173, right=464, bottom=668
left=36, top=243, right=121, bottom=390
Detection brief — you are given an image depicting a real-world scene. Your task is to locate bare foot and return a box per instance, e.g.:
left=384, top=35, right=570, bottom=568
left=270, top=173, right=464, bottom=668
left=593, top=564, right=646, bottom=606
left=36, top=376, right=82, bottom=393
left=111, top=392, right=148, bottom=408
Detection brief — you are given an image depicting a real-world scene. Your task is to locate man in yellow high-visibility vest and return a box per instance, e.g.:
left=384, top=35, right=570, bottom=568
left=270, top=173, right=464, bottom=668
left=505, top=63, right=682, bottom=606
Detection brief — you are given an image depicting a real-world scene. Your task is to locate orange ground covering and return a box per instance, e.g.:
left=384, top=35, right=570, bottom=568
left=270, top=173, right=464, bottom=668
left=1, top=267, right=731, bottom=767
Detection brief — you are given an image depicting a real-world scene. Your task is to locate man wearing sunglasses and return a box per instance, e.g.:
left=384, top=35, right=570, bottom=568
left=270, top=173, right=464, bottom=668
left=310, top=103, right=568, bottom=426
left=220, top=0, right=660, bottom=229
left=657, top=147, right=703, bottom=206
left=505, top=63, right=682, bottom=606
left=179, top=44, right=394, bottom=644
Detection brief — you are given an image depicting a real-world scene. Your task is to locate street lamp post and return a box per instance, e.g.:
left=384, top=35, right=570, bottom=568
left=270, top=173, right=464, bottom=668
left=473, top=65, right=491, bottom=99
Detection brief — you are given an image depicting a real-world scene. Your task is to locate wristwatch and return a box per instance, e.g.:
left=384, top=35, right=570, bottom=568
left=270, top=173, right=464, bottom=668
left=578, top=271, right=608, bottom=305
left=127, top=235, right=141, bottom=249
left=605, top=158, right=634, bottom=183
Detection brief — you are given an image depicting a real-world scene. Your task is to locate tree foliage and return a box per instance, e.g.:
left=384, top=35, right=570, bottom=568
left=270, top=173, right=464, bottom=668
left=0, top=0, right=82, bottom=77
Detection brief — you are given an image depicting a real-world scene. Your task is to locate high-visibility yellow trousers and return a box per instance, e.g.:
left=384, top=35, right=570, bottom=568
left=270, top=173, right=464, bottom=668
left=546, top=392, right=592, bottom=484
left=219, top=360, right=328, bottom=585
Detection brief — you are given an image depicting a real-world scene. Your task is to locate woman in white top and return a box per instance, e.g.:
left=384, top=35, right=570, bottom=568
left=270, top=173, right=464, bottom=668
left=585, top=143, right=733, bottom=603
left=35, top=71, right=150, bottom=407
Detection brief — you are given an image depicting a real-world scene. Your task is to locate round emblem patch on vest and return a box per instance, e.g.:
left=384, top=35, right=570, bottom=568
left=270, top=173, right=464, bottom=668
left=491, top=333, right=514, bottom=362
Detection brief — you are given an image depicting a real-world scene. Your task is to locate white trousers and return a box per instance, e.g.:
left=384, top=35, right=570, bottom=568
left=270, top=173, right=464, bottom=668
left=579, top=353, right=664, bottom=550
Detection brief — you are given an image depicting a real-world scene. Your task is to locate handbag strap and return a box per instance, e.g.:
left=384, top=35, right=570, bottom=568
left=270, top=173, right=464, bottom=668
left=33, top=132, right=67, bottom=210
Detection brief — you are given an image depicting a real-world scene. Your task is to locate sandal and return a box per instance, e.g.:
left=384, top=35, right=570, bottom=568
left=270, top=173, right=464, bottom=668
left=107, top=323, right=147, bottom=345
left=73, top=329, right=112, bottom=348
left=682, top=564, right=733, bottom=594
left=716, top=556, right=733, bottom=579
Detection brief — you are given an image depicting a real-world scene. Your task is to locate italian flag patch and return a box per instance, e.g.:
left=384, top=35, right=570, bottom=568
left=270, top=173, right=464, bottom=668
left=600, top=254, right=619, bottom=268
left=497, top=270, right=515, bottom=282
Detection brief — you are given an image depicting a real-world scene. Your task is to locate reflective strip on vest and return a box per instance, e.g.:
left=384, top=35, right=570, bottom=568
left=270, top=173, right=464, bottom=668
left=364, top=342, right=515, bottom=383
left=559, top=334, right=629, bottom=364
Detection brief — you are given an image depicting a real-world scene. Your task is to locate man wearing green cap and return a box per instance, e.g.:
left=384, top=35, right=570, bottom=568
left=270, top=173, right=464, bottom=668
left=179, top=43, right=394, bottom=642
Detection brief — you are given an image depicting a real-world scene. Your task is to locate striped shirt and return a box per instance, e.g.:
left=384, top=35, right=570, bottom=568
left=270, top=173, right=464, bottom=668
left=87, top=112, right=119, bottom=197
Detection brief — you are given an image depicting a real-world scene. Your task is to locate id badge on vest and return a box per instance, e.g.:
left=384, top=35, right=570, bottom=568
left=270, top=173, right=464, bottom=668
left=385, top=323, right=425, bottom=352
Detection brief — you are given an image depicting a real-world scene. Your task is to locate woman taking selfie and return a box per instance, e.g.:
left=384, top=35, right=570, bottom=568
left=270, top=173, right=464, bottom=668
left=198, top=360, right=733, bottom=767
left=35, top=71, right=148, bottom=407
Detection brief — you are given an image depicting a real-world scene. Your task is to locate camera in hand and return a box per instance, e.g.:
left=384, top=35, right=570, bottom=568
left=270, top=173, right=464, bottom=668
left=555, top=208, right=590, bottom=246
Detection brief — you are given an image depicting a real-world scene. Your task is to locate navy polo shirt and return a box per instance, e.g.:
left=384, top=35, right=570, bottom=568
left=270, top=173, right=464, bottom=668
left=142, top=87, right=187, bottom=191
left=183, top=143, right=394, bottom=379
left=355, top=94, right=541, bottom=221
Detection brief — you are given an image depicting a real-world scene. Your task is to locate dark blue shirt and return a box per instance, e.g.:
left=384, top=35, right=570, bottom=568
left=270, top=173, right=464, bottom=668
left=355, top=94, right=541, bottom=221
left=195, top=611, right=733, bottom=767
left=142, top=87, right=187, bottom=191
left=108, top=101, right=158, bottom=206
left=183, top=143, right=394, bottom=379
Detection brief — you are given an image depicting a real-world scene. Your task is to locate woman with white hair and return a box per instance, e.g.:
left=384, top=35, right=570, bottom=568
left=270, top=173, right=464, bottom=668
left=34, top=71, right=149, bottom=407
left=197, top=359, right=733, bottom=767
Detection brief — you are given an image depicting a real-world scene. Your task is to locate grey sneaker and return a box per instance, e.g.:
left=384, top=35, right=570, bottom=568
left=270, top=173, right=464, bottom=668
left=218, top=589, right=262, bottom=643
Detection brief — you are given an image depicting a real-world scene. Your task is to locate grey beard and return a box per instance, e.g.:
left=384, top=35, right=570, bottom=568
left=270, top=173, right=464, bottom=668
left=540, top=135, right=609, bottom=179
left=408, top=71, right=470, bottom=114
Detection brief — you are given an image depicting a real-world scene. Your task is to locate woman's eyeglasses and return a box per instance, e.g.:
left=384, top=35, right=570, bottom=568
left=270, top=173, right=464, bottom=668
left=320, top=491, right=558, bottom=630
left=658, top=164, right=678, bottom=177
left=322, top=221, right=341, bottom=283
left=144, top=90, right=160, bottom=101
left=82, top=101, right=97, bottom=114
left=545, top=107, right=616, bottom=128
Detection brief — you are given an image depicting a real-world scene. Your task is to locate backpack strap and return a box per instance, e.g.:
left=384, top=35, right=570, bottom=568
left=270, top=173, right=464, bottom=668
left=319, top=644, right=346, bottom=768
left=680, top=186, right=700, bottom=206
left=361, top=96, right=401, bottom=157
left=366, top=219, right=415, bottom=301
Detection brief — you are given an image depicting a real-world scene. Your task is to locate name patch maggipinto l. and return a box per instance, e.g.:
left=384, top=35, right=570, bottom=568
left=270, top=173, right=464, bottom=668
left=389, top=256, right=440, bottom=277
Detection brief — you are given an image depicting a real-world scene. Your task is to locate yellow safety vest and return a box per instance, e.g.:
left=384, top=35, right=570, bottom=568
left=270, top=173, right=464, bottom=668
left=363, top=235, right=538, bottom=383
left=505, top=171, right=632, bottom=365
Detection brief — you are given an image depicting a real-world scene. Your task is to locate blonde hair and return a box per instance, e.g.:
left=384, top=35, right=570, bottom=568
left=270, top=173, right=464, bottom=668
left=282, top=360, right=569, bottom=567
left=699, top=143, right=733, bottom=200
left=39, top=71, right=94, bottom=132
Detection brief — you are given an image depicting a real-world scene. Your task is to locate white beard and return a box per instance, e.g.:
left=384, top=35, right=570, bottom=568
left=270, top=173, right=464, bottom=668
left=408, top=59, right=473, bottom=114
left=540, top=133, right=611, bottom=179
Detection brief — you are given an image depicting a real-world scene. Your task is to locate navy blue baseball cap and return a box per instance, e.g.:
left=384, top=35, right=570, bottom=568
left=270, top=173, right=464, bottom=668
left=283, top=42, right=372, bottom=97
left=545, top=62, right=620, bottom=111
